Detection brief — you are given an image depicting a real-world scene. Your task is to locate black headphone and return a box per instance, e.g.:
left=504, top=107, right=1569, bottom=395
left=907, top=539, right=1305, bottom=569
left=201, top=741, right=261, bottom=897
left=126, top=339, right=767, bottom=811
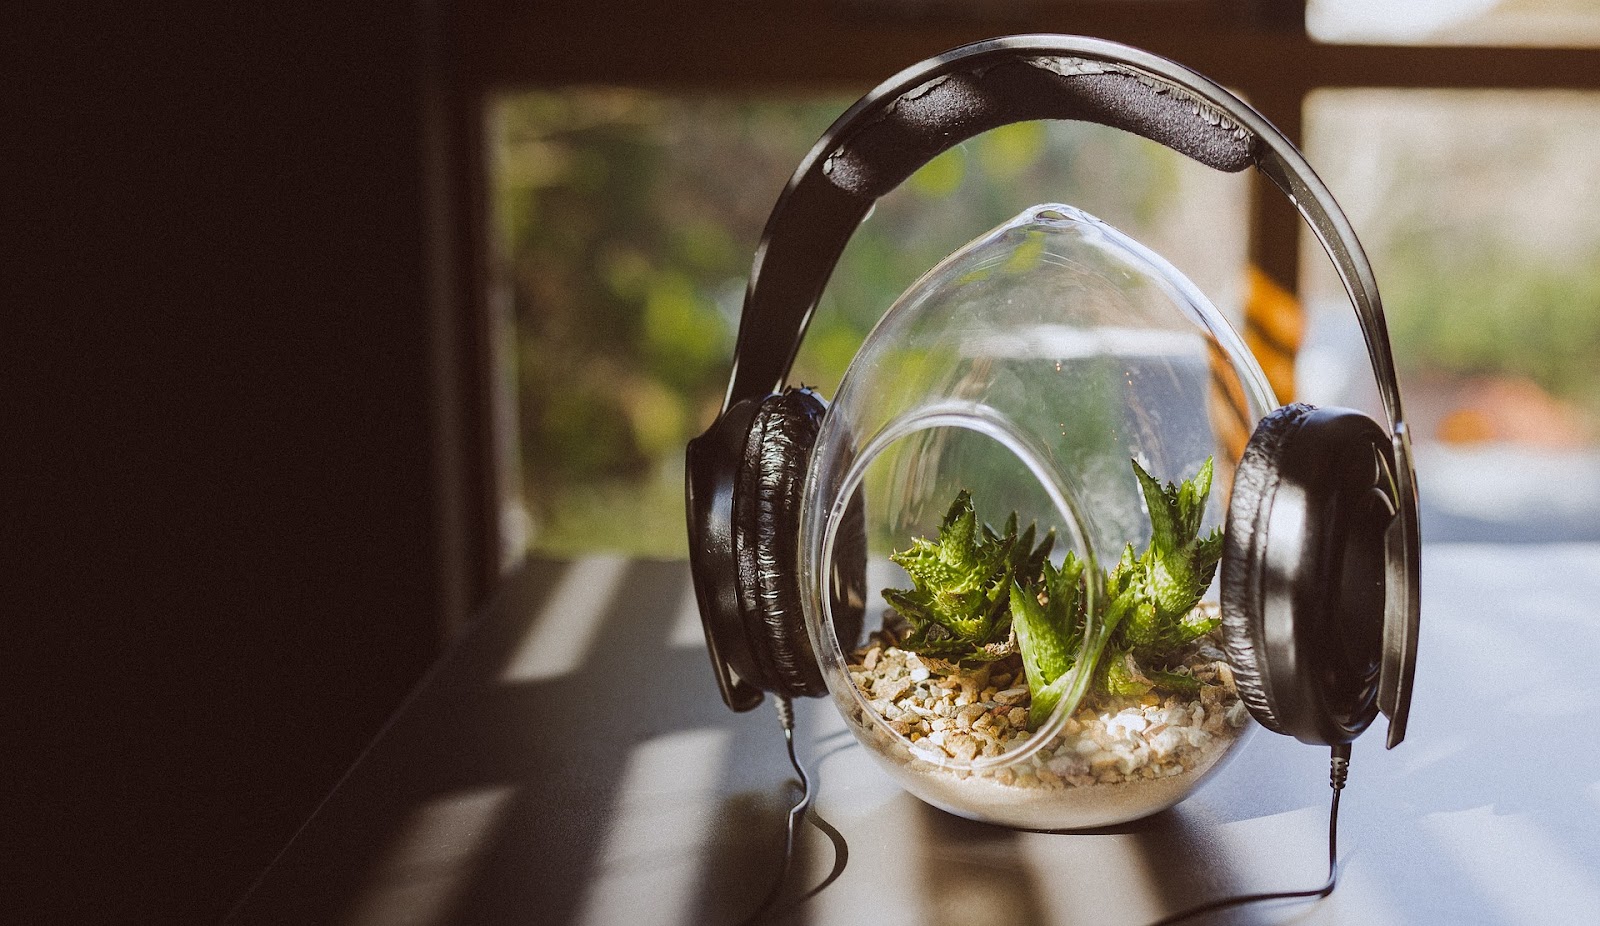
left=687, top=35, right=1420, bottom=750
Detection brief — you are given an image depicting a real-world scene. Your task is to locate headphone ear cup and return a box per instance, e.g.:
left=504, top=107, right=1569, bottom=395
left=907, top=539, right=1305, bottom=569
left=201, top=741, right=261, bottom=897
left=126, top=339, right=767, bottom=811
left=1221, top=403, right=1389, bottom=745
left=1220, top=404, right=1308, bottom=736
left=732, top=388, right=838, bottom=699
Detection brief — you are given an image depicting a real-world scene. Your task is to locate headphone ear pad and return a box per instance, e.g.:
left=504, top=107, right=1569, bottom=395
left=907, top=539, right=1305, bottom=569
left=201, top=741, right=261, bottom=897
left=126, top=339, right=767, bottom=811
left=1220, top=405, right=1306, bottom=736
left=1221, top=403, right=1389, bottom=745
left=732, top=388, right=842, bottom=699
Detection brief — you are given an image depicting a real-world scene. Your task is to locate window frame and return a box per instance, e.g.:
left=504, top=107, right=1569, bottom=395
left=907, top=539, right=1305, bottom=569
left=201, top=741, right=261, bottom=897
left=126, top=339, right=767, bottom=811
left=444, top=0, right=1600, bottom=575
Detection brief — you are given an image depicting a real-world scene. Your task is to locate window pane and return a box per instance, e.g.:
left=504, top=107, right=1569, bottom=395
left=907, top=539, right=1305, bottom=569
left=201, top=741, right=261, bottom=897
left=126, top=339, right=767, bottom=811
left=1302, top=89, right=1600, bottom=541
left=492, top=88, right=1248, bottom=556
left=1309, top=0, right=1600, bottom=47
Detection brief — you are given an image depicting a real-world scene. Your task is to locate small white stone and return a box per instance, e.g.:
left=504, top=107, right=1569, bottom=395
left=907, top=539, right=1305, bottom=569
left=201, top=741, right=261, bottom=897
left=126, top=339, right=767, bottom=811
left=1109, top=711, right=1149, bottom=736
left=946, top=731, right=980, bottom=762
left=875, top=676, right=912, bottom=702
left=1147, top=728, right=1183, bottom=759
left=995, top=687, right=1028, bottom=705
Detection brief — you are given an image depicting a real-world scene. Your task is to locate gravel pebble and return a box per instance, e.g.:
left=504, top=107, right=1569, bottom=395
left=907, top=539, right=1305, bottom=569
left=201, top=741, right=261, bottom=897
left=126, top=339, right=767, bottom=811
left=845, top=624, right=1248, bottom=798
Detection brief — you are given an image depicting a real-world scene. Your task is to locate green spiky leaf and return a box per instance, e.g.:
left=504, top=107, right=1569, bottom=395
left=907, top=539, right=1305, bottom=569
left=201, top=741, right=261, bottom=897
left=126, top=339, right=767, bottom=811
left=883, top=491, right=1052, bottom=664
left=1101, top=649, right=1154, bottom=698
left=1127, top=458, right=1224, bottom=651
left=881, top=457, right=1227, bottom=732
left=1146, top=668, right=1202, bottom=695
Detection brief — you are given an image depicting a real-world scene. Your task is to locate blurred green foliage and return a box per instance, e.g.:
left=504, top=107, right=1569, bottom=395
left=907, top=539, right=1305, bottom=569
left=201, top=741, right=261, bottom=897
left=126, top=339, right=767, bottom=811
left=494, top=90, right=1180, bottom=556
left=502, top=86, right=1600, bottom=556
left=1385, top=231, right=1600, bottom=416
left=1307, top=89, right=1600, bottom=431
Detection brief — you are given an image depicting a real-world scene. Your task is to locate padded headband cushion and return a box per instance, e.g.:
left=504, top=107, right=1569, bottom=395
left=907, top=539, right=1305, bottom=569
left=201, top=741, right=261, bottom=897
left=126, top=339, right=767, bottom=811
left=733, top=388, right=831, bottom=698
left=1222, top=403, right=1388, bottom=745
left=824, top=58, right=1254, bottom=200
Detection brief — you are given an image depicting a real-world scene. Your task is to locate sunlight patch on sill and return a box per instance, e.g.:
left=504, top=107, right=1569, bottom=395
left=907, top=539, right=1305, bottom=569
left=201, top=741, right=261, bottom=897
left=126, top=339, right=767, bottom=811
left=574, top=727, right=734, bottom=926
left=501, top=555, right=629, bottom=682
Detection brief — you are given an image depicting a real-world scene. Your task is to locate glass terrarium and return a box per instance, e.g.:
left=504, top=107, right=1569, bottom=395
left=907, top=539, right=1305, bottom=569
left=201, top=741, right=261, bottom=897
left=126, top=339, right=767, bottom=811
left=800, top=204, right=1278, bottom=829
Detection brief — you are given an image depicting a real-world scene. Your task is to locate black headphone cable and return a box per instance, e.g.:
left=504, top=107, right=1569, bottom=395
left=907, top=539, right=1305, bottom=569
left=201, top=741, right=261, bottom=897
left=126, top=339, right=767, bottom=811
left=1146, top=742, right=1352, bottom=925
left=737, top=695, right=813, bottom=926
left=736, top=716, right=1351, bottom=926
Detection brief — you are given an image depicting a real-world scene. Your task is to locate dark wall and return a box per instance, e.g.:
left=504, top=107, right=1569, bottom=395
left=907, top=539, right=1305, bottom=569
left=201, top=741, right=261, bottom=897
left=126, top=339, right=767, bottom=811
left=13, top=4, right=471, bottom=922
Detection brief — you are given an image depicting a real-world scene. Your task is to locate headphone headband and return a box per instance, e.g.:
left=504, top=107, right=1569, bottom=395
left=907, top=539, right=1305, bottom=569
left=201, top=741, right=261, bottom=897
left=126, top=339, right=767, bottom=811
left=712, top=34, right=1419, bottom=746
left=728, top=35, right=1406, bottom=429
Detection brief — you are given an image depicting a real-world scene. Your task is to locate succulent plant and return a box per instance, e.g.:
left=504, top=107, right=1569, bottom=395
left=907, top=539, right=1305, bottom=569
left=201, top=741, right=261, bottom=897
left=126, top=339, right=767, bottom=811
left=881, top=490, right=1054, bottom=663
left=884, top=458, right=1224, bottom=730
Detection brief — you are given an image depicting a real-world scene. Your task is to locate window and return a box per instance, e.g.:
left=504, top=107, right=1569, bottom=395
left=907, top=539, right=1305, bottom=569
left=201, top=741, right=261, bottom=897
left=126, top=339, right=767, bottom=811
left=1308, top=0, right=1600, bottom=47
left=1301, top=88, right=1600, bottom=540
left=470, top=4, right=1600, bottom=557
left=491, top=89, right=1247, bottom=555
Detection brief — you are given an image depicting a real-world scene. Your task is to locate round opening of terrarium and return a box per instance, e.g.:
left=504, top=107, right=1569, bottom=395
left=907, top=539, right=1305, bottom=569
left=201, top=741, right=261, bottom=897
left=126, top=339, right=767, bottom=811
left=818, top=403, right=1097, bottom=772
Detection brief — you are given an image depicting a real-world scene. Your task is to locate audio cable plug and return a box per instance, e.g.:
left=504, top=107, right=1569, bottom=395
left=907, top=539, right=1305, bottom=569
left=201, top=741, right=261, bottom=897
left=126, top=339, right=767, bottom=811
left=1148, top=742, right=1351, bottom=925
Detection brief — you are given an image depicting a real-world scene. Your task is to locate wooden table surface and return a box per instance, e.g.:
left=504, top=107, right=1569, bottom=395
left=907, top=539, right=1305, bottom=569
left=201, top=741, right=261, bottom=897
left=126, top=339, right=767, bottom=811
left=226, top=545, right=1600, bottom=925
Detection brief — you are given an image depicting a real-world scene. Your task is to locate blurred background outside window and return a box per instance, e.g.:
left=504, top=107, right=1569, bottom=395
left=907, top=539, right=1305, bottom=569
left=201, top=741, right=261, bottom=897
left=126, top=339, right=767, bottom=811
left=1300, top=88, right=1600, bottom=541
left=493, top=2, right=1600, bottom=557
left=491, top=90, right=1248, bottom=555
left=1308, top=0, right=1600, bottom=46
